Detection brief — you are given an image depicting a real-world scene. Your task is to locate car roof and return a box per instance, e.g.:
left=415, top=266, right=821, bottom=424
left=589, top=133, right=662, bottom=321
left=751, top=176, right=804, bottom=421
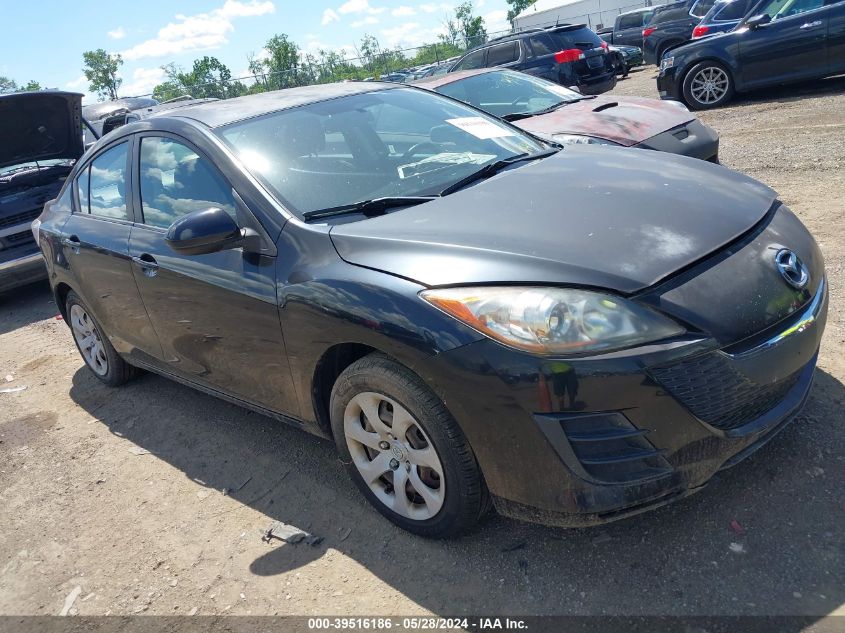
left=618, top=6, right=655, bottom=15
left=413, top=68, right=497, bottom=89
left=154, top=81, right=399, bottom=128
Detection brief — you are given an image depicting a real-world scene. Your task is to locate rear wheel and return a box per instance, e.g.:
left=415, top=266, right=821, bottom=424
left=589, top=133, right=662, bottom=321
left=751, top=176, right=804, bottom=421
left=682, top=61, right=734, bottom=110
left=330, top=354, right=489, bottom=538
left=66, top=291, right=136, bottom=386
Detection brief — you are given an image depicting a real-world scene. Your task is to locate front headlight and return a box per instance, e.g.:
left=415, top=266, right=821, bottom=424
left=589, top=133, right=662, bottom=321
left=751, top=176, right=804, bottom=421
left=421, top=286, right=685, bottom=354
left=660, top=56, right=675, bottom=71
left=552, top=134, right=620, bottom=146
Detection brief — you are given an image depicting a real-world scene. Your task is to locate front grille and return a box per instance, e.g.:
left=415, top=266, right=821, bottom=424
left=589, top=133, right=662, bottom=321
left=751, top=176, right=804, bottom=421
left=0, top=208, right=40, bottom=229
left=649, top=352, right=801, bottom=431
left=5, top=230, right=34, bottom=244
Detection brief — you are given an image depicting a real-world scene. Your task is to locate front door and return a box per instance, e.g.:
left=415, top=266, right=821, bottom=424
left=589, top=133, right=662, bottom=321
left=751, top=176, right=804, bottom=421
left=61, top=139, right=162, bottom=361
left=827, top=0, right=845, bottom=74
left=127, top=134, right=298, bottom=416
left=739, top=0, right=830, bottom=88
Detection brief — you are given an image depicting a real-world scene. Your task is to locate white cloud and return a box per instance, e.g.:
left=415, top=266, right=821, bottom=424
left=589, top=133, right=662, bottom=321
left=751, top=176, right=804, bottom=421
left=391, top=6, right=416, bottom=16
left=338, top=0, right=386, bottom=15
left=380, top=21, right=442, bottom=47
left=121, top=1, right=275, bottom=61
left=107, top=26, right=126, bottom=40
left=483, top=9, right=510, bottom=34
left=121, top=67, right=167, bottom=96
left=351, top=16, right=380, bottom=27
left=65, top=75, right=88, bottom=90
left=321, top=8, right=340, bottom=25
left=418, top=3, right=451, bottom=13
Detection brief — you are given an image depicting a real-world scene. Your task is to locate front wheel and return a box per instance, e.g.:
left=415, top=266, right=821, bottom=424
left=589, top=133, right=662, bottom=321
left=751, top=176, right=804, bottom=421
left=682, top=61, right=735, bottom=110
left=330, top=354, right=489, bottom=538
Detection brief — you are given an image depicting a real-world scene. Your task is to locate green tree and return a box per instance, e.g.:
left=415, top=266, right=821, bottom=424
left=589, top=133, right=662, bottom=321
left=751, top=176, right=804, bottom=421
left=506, top=0, right=537, bottom=23
left=455, top=1, right=487, bottom=48
left=82, top=49, right=123, bottom=100
left=263, top=34, right=301, bottom=89
left=22, top=80, right=42, bottom=92
left=0, top=76, right=17, bottom=93
left=153, top=57, right=245, bottom=101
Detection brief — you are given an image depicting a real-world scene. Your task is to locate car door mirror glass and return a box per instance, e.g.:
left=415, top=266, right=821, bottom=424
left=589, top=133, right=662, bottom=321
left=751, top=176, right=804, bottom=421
left=165, top=207, right=243, bottom=256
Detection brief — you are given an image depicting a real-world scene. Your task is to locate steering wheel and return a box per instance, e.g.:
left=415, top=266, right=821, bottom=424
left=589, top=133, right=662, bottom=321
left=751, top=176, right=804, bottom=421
left=401, top=142, right=441, bottom=160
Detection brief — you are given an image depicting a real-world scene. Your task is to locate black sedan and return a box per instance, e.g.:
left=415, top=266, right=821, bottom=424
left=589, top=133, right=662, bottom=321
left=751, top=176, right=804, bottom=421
left=35, top=83, right=827, bottom=537
left=657, top=0, right=845, bottom=109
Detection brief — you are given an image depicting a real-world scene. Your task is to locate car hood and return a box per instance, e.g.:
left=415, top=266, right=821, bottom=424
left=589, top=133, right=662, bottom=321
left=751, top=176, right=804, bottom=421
left=0, top=91, right=84, bottom=169
left=329, top=147, right=777, bottom=294
left=514, top=95, right=695, bottom=147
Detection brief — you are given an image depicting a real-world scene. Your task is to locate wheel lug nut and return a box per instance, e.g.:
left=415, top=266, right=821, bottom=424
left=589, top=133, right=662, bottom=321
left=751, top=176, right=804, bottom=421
left=379, top=441, right=390, bottom=450
left=389, top=458, right=400, bottom=470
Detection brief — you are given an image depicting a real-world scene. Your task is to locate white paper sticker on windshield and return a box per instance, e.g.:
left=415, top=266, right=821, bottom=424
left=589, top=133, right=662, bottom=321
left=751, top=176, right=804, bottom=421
left=445, top=117, right=516, bottom=140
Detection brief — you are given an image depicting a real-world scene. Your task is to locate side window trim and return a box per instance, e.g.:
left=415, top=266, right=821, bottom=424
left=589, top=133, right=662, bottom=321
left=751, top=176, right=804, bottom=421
left=70, top=137, right=135, bottom=225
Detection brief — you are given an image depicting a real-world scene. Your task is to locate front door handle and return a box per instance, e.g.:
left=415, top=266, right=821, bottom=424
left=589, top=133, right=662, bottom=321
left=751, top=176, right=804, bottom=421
left=132, top=254, right=159, bottom=277
left=800, top=20, right=823, bottom=29
left=61, top=236, right=81, bottom=254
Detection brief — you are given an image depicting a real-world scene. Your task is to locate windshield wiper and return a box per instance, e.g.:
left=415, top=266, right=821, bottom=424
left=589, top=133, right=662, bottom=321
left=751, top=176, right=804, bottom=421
left=437, top=149, right=558, bottom=197
left=501, top=97, right=597, bottom=121
left=302, top=196, right=437, bottom=221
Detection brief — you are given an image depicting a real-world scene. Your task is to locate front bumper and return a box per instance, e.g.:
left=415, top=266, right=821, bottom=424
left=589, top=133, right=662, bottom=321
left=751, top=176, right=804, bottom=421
left=657, top=65, right=683, bottom=101
left=0, top=249, right=47, bottom=293
left=428, top=278, right=827, bottom=528
left=637, top=118, right=720, bottom=162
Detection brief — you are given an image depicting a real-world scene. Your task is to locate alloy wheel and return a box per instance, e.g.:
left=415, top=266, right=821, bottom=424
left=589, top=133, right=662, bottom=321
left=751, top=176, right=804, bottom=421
left=70, top=304, right=109, bottom=376
left=343, top=391, right=445, bottom=520
left=690, top=66, right=729, bottom=105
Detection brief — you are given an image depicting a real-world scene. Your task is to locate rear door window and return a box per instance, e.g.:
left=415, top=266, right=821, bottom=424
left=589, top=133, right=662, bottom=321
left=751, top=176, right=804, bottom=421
left=454, top=49, right=486, bottom=70
left=81, top=142, right=129, bottom=220
left=713, top=0, right=754, bottom=19
left=691, top=0, right=718, bottom=17
left=528, top=33, right=558, bottom=56
left=550, top=27, right=602, bottom=50
left=486, top=41, right=520, bottom=66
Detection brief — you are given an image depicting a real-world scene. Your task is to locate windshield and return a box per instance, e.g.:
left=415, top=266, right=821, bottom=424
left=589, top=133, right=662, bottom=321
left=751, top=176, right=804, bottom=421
left=217, top=87, right=545, bottom=218
left=435, top=71, right=583, bottom=119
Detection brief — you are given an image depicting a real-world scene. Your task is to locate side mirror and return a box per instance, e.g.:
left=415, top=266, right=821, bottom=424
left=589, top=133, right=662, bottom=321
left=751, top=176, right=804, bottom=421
left=745, top=13, right=771, bottom=29
left=165, top=207, right=243, bottom=256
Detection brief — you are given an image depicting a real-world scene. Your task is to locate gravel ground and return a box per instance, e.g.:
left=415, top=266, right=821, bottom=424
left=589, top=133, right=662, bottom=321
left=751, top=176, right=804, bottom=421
left=0, top=69, right=843, bottom=620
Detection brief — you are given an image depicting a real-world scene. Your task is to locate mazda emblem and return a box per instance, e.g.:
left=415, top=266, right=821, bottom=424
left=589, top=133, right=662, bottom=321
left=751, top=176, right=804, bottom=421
left=774, top=249, right=809, bottom=289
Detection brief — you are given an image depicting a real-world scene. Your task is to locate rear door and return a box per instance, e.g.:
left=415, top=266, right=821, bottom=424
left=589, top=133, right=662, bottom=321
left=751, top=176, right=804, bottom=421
left=61, top=139, right=163, bottom=360
left=127, top=133, right=298, bottom=415
left=739, top=0, right=830, bottom=87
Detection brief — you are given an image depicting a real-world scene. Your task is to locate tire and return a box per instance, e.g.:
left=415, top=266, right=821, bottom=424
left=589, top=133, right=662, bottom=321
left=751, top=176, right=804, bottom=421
left=330, top=353, right=490, bottom=538
left=66, top=291, right=136, bottom=387
left=682, top=61, right=735, bottom=110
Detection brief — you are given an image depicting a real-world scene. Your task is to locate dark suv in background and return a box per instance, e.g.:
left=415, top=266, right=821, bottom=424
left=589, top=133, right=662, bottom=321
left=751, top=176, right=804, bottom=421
left=643, top=0, right=718, bottom=64
left=692, top=0, right=759, bottom=38
left=449, top=25, right=617, bottom=95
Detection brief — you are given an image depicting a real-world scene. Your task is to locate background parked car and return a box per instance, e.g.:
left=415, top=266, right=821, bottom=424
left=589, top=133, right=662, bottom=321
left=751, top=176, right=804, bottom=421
left=449, top=25, right=617, bottom=95
left=0, top=91, right=83, bottom=293
left=420, top=68, right=719, bottom=160
left=608, top=44, right=645, bottom=76
left=598, top=6, right=655, bottom=46
left=643, top=0, right=718, bottom=64
left=657, top=0, right=845, bottom=109
left=692, top=0, right=759, bottom=38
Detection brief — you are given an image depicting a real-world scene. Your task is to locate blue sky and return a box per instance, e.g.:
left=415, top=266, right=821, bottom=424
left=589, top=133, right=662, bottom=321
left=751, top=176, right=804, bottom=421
left=1, top=0, right=510, bottom=103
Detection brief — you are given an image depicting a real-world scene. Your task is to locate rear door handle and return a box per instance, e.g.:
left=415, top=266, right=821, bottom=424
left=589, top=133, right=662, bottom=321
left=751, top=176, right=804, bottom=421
left=800, top=20, right=823, bottom=29
left=62, top=236, right=81, bottom=254
left=132, top=254, right=159, bottom=277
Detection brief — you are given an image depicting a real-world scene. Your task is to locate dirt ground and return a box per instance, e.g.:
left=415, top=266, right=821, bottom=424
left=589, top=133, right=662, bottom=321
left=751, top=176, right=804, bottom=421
left=1, top=69, right=843, bottom=620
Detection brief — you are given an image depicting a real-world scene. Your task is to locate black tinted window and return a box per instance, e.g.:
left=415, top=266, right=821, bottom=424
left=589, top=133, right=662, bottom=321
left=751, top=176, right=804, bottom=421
left=650, top=5, right=690, bottom=23
left=87, top=143, right=129, bottom=220
left=454, top=49, right=486, bottom=70
left=486, top=41, right=520, bottom=66
left=618, top=13, right=646, bottom=28
left=528, top=33, right=558, bottom=55
left=549, top=27, right=602, bottom=49
left=139, top=137, right=236, bottom=230
left=691, top=0, right=718, bottom=16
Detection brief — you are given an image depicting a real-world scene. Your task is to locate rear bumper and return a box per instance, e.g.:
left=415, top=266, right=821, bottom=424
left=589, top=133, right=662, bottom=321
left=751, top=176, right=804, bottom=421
left=637, top=118, right=720, bottom=162
left=0, top=250, right=47, bottom=293
left=426, top=277, right=827, bottom=528
left=578, top=72, right=618, bottom=95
